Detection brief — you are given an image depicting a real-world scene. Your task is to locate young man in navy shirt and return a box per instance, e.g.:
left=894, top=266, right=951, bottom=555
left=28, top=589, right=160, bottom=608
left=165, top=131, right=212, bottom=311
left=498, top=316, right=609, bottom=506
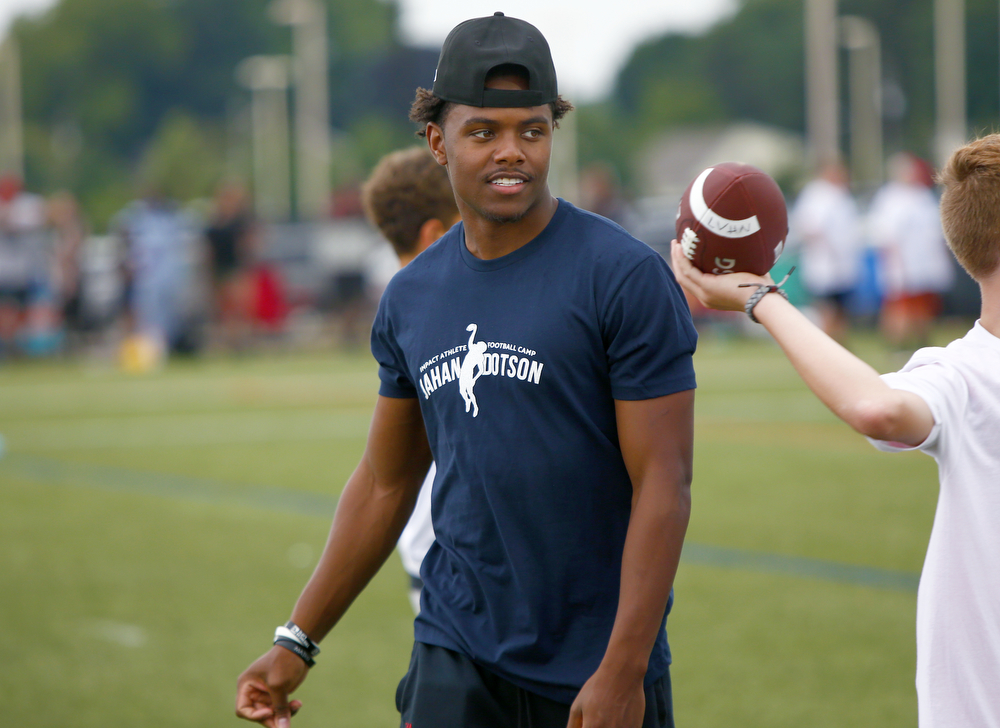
left=236, top=14, right=697, bottom=728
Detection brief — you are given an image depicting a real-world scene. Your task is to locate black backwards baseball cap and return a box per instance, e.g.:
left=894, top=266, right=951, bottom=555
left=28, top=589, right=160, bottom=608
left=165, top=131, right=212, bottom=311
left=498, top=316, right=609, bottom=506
left=431, top=12, right=558, bottom=108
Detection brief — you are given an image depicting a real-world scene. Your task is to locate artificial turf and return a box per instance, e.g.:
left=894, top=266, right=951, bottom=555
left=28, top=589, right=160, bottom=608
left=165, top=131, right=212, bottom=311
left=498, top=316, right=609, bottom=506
left=0, top=332, right=943, bottom=726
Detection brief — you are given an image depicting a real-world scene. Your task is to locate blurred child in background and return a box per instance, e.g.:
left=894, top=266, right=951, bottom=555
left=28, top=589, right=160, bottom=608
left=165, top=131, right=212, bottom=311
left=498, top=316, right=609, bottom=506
left=115, top=187, right=194, bottom=370
left=204, top=179, right=257, bottom=352
left=359, top=146, right=459, bottom=613
left=0, top=173, right=47, bottom=359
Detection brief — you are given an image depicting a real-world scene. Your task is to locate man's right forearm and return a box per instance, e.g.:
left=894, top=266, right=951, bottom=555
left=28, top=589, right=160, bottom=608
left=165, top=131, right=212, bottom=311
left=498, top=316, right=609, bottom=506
left=286, top=458, right=421, bottom=642
left=283, top=395, right=432, bottom=643
left=235, top=396, right=430, bottom=725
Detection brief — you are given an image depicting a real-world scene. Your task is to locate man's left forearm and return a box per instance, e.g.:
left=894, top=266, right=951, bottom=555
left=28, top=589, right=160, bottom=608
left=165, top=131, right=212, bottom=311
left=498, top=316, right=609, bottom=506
left=567, top=473, right=690, bottom=728
left=568, top=392, right=694, bottom=727
left=603, top=391, right=695, bottom=677
left=602, top=472, right=691, bottom=677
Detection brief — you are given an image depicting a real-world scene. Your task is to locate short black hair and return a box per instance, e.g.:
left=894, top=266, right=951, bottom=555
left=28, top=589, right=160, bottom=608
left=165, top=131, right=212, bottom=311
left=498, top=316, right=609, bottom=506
left=408, top=88, right=574, bottom=138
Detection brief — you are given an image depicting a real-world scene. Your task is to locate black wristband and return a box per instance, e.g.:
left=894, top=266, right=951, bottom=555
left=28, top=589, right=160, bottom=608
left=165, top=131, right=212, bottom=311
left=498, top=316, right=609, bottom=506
left=274, top=638, right=316, bottom=667
left=284, top=621, right=321, bottom=657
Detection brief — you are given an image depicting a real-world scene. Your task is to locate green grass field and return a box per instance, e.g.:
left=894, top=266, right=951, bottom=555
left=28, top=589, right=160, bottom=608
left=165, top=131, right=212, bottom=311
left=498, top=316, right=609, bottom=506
left=0, top=332, right=945, bottom=727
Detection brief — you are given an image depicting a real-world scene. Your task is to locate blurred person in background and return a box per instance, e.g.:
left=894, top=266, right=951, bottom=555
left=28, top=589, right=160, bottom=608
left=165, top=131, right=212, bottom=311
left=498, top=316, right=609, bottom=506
left=360, top=146, right=460, bottom=615
left=0, top=173, right=48, bottom=359
left=787, top=160, right=863, bottom=343
left=579, top=162, right=635, bottom=230
left=868, top=153, right=954, bottom=351
left=19, top=188, right=69, bottom=357
left=115, top=187, right=193, bottom=370
left=47, top=191, right=86, bottom=346
left=204, top=179, right=258, bottom=352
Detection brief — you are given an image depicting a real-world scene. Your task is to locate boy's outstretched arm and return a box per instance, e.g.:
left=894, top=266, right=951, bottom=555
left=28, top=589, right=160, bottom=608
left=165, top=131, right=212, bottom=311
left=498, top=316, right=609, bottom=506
left=670, top=240, right=934, bottom=446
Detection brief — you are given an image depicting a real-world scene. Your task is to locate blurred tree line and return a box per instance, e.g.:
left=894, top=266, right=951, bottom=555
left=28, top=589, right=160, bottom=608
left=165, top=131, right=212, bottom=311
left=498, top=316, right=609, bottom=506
left=13, top=0, right=434, bottom=227
left=9, top=0, right=1000, bottom=227
left=579, top=0, right=1000, bottom=190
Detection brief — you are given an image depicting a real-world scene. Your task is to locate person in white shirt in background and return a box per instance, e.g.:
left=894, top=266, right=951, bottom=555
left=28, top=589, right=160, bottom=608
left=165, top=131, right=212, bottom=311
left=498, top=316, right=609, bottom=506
left=670, top=133, right=1000, bottom=728
left=868, top=152, right=955, bottom=350
left=114, top=186, right=200, bottom=371
left=787, top=160, right=863, bottom=343
left=0, top=173, right=48, bottom=358
left=360, top=146, right=460, bottom=614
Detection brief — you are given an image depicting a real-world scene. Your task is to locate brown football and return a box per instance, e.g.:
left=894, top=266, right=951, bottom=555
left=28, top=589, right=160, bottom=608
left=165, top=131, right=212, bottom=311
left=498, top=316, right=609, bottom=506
left=675, top=162, right=788, bottom=276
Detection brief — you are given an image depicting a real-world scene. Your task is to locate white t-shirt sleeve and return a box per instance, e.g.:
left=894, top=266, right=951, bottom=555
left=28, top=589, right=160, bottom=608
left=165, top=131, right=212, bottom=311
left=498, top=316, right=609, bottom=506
left=868, top=356, right=967, bottom=455
left=397, top=463, right=436, bottom=578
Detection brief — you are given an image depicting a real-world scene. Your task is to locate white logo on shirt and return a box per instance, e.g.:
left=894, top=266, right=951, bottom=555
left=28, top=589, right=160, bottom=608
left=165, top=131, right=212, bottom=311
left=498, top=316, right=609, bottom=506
left=459, top=324, right=488, bottom=417
left=417, top=324, right=546, bottom=415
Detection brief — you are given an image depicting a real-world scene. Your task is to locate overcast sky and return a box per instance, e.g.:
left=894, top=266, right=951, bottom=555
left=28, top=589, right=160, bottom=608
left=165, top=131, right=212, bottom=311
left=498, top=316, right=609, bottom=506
left=0, top=0, right=50, bottom=37
left=0, top=0, right=737, bottom=101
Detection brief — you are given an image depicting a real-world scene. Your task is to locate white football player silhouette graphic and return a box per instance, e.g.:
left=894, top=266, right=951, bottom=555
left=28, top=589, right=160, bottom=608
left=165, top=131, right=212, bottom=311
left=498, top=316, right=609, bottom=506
left=458, top=323, right=488, bottom=417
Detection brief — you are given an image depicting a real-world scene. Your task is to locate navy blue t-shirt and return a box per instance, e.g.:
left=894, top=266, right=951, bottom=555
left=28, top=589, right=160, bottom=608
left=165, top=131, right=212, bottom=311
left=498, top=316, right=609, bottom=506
left=371, top=200, right=697, bottom=703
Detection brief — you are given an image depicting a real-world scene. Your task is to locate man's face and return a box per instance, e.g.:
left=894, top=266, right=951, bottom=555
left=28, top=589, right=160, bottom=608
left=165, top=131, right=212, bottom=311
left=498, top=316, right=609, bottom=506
left=428, top=75, right=553, bottom=225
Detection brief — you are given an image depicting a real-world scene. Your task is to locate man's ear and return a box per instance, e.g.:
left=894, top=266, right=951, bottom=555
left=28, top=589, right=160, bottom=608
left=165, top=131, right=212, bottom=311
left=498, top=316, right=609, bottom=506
left=426, top=123, right=447, bottom=166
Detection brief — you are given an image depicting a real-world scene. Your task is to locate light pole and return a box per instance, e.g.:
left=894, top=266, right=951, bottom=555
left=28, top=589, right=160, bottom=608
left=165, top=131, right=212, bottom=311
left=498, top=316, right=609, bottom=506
left=236, top=55, right=293, bottom=221
left=840, top=16, right=883, bottom=192
left=805, top=0, right=840, bottom=167
left=270, top=0, right=332, bottom=221
left=0, top=34, right=23, bottom=178
left=934, top=0, right=966, bottom=167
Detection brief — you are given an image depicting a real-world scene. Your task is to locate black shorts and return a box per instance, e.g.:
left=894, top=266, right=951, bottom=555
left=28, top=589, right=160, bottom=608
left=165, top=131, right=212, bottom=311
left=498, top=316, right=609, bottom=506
left=396, top=642, right=674, bottom=728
